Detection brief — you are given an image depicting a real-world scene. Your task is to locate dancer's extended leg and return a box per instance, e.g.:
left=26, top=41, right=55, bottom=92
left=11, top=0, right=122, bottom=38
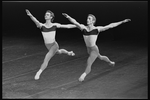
left=79, top=46, right=98, bottom=82
left=57, top=49, right=75, bottom=56
left=34, top=42, right=58, bottom=80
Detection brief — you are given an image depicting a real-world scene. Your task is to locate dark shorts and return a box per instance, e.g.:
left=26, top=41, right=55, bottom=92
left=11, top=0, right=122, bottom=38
left=45, top=41, right=59, bottom=51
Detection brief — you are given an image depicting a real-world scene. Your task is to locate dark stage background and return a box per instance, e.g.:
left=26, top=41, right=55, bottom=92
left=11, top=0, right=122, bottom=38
left=2, top=1, right=148, bottom=46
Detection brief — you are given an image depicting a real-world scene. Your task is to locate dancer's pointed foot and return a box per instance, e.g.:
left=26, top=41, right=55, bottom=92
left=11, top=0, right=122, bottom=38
left=34, top=74, right=40, bottom=80
left=68, top=51, right=75, bottom=56
left=79, top=77, right=84, bottom=82
left=34, top=69, right=42, bottom=80
left=109, top=61, right=115, bottom=66
left=79, top=73, right=86, bottom=82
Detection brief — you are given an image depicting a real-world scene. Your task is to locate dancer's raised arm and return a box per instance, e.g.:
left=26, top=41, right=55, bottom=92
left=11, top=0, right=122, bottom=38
left=97, top=19, right=131, bottom=32
left=26, top=9, right=42, bottom=28
left=62, top=13, right=86, bottom=30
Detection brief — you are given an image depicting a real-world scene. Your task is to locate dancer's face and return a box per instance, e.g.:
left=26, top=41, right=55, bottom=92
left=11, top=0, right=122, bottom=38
left=87, top=16, right=95, bottom=25
left=45, top=12, right=53, bottom=20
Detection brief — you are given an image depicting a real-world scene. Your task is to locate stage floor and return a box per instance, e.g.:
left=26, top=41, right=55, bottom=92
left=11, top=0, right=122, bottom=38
left=2, top=36, right=148, bottom=99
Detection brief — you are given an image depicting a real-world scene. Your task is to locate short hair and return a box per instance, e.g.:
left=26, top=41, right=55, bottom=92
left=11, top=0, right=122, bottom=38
left=46, top=10, right=55, bottom=22
left=88, top=14, right=96, bottom=25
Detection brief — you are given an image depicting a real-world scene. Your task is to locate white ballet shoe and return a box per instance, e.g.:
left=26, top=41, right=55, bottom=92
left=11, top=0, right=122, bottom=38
left=109, top=61, right=115, bottom=66
left=79, top=77, right=84, bottom=82
left=34, top=70, right=42, bottom=80
left=68, top=51, right=75, bottom=56
left=78, top=73, right=86, bottom=82
left=34, top=74, right=40, bottom=80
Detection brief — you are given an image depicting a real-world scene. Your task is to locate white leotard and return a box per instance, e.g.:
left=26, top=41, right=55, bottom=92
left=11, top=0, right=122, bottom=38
left=40, top=24, right=57, bottom=44
left=83, top=35, right=98, bottom=47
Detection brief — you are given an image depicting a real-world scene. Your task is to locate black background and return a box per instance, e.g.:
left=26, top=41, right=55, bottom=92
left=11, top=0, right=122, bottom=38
left=2, top=1, right=148, bottom=45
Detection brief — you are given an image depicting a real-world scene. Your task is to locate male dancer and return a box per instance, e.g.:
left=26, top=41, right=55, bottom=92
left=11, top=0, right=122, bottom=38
left=63, top=13, right=131, bottom=81
left=26, top=9, right=76, bottom=80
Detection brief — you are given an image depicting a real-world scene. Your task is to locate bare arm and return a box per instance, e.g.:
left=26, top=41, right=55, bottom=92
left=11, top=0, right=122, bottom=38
left=62, top=13, right=85, bottom=30
left=97, top=19, right=131, bottom=32
left=26, top=9, right=42, bottom=28
left=55, top=23, right=77, bottom=29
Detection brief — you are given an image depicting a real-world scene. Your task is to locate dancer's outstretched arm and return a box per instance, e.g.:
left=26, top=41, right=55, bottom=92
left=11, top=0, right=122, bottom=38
left=62, top=13, right=86, bottom=30
left=26, top=9, right=42, bottom=28
left=54, top=23, right=77, bottom=29
left=97, top=19, right=131, bottom=32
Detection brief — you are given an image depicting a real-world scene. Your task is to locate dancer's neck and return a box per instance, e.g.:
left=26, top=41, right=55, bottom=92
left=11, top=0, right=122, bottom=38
left=45, top=19, right=52, bottom=26
left=87, top=24, right=95, bottom=30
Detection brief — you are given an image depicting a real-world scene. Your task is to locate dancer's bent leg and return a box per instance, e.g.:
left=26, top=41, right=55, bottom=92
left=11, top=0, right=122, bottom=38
left=98, top=54, right=115, bottom=66
left=95, top=45, right=115, bottom=66
left=34, top=42, right=58, bottom=80
left=79, top=46, right=98, bottom=82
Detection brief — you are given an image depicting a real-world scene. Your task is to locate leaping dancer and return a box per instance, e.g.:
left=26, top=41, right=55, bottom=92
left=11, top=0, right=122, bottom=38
left=63, top=13, right=131, bottom=82
left=26, top=9, right=76, bottom=80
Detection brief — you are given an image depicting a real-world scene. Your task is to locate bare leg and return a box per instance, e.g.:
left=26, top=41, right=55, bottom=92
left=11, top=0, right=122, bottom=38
left=57, top=49, right=75, bottom=56
left=94, top=45, right=115, bottom=66
left=98, top=54, right=115, bottom=66
left=79, top=46, right=98, bottom=82
left=34, top=43, right=58, bottom=80
left=87, top=47, right=90, bottom=54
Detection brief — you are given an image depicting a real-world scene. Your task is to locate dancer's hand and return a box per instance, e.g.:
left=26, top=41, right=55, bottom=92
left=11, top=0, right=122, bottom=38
left=62, top=13, right=69, bottom=18
left=123, top=19, right=131, bottom=23
left=26, top=9, right=32, bottom=16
